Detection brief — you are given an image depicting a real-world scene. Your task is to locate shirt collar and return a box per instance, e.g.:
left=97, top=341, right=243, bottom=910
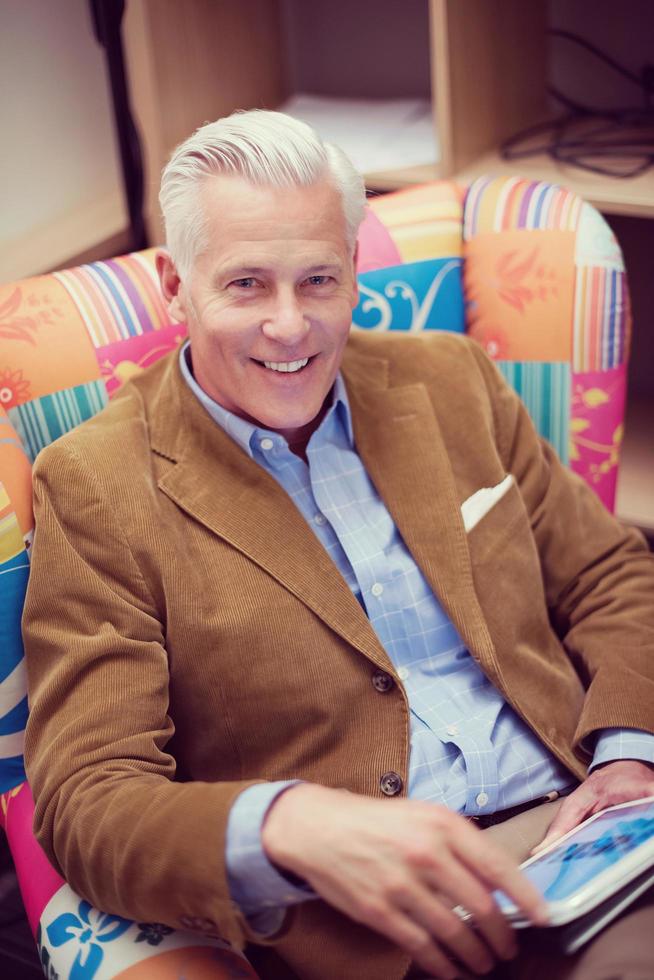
left=178, top=340, right=354, bottom=457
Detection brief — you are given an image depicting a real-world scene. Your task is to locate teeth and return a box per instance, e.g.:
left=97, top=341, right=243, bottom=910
left=262, top=358, right=309, bottom=373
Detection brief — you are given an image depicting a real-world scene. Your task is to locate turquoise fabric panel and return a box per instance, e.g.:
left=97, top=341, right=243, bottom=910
left=353, top=258, right=464, bottom=333
left=0, top=548, right=29, bottom=792
left=497, top=361, right=571, bottom=465
left=8, top=379, right=108, bottom=462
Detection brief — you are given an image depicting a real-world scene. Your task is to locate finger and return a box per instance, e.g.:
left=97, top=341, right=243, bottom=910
left=318, top=882, right=461, bottom=979
left=373, top=908, right=461, bottom=980
left=423, top=860, right=517, bottom=962
left=532, top=791, right=597, bottom=854
left=402, top=884, right=497, bottom=975
left=452, top=831, right=549, bottom=926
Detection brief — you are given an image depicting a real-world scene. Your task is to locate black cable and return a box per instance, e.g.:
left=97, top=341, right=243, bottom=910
left=548, top=29, right=646, bottom=91
left=501, top=29, right=654, bottom=178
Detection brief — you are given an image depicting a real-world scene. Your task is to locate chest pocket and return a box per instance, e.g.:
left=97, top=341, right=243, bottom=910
left=464, top=478, right=535, bottom=566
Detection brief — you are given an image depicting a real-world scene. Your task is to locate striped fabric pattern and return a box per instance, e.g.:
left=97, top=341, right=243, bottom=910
left=0, top=484, right=25, bottom=562
left=497, top=361, right=571, bottom=465
left=369, top=181, right=465, bottom=260
left=464, top=176, right=583, bottom=238
left=8, top=380, right=108, bottom=463
left=54, top=250, right=170, bottom=349
left=573, top=265, right=630, bottom=372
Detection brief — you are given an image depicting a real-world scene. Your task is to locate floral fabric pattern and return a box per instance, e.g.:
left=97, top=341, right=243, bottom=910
left=465, top=229, right=575, bottom=362
left=46, top=901, right=132, bottom=979
left=570, top=367, right=627, bottom=511
left=135, top=922, right=174, bottom=946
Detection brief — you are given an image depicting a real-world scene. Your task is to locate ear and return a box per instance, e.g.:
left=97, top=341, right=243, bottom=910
left=156, top=250, right=187, bottom=323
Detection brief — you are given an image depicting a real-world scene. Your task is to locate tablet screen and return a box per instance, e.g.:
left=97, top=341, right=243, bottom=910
left=495, top=797, right=654, bottom=916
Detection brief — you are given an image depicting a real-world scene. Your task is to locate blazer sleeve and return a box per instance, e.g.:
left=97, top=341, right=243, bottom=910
left=467, top=339, right=654, bottom=752
left=23, top=439, right=280, bottom=949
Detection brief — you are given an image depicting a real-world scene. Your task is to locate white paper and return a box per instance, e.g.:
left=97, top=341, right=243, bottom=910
left=279, top=93, right=440, bottom=174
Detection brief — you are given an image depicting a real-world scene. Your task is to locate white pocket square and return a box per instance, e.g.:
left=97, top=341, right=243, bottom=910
left=461, top=474, right=515, bottom=533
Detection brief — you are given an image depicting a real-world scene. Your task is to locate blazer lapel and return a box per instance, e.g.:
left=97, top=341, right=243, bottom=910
left=147, top=343, right=496, bottom=673
left=342, top=345, right=496, bottom=668
left=149, top=358, right=393, bottom=671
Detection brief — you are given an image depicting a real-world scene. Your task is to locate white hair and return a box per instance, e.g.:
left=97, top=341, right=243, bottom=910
left=159, top=109, right=367, bottom=280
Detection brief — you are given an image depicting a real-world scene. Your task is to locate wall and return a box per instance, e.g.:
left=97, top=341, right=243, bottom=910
left=280, top=0, right=431, bottom=99
left=0, top=0, right=126, bottom=282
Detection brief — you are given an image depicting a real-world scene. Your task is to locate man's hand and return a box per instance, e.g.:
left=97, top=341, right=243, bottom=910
left=262, top=784, right=548, bottom=979
left=535, top=759, right=654, bottom=853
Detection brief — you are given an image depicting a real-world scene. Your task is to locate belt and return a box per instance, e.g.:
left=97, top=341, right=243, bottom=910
left=468, top=787, right=575, bottom=830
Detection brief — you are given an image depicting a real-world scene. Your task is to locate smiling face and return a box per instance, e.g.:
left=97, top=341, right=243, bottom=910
left=157, top=174, right=359, bottom=449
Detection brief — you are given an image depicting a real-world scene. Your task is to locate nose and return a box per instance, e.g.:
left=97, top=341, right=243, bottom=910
left=261, top=289, right=310, bottom=347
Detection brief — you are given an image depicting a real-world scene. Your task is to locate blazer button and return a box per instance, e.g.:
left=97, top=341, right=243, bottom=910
left=380, top=771, right=403, bottom=796
left=372, top=669, right=394, bottom=693
left=179, top=915, right=217, bottom=932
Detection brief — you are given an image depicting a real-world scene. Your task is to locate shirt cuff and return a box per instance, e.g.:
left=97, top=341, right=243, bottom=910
left=590, top=728, right=654, bottom=771
left=225, top=780, right=317, bottom=934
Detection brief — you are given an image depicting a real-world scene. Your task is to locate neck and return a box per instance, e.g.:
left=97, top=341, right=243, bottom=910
left=281, top=395, right=332, bottom=463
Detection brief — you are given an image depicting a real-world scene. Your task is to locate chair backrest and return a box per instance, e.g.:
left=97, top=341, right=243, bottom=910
left=0, top=175, right=630, bottom=978
left=354, top=176, right=630, bottom=513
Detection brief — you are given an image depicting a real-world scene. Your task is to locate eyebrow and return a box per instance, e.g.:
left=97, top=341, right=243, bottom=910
left=217, top=262, right=343, bottom=282
left=217, top=266, right=269, bottom=281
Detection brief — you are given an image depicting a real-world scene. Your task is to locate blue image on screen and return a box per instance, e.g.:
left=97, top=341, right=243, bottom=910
left=495, top=801, right=654, bottom=911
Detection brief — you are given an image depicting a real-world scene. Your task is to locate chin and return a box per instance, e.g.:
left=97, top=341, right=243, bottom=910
left=262, top=405, right=320, bottom=430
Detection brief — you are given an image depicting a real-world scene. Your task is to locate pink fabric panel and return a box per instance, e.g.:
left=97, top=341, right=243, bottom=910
left=570, top=366, right=627, bottom=512
left=97, top=322, right=188, bottom=397
left=356, top=208, right=403, bottom=273
left=2, top=781, right=64, bottom=935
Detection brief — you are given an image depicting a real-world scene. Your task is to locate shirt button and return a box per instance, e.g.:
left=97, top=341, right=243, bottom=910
left=372, top=670, right=394, bottom=693
left=476, top=792, right=489, bottom=807
left=260, top=438, right=274, bottom=450
left=380, top=771, right=403, bottom=796
left=314, top=513, right=326, bottom=526
left=397, top=666, right=409, bottom=681
left=371, top=582, right=384, bottom=597
left=446, top=724, right=459, bottom=736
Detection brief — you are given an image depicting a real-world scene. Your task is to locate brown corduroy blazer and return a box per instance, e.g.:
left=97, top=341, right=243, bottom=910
left=23, top=331, right=654, bottom=980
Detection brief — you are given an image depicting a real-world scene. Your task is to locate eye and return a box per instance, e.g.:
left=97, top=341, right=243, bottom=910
left=304, top=275, right=332, bottom=287
left=230, top=277, right=258, bottom=289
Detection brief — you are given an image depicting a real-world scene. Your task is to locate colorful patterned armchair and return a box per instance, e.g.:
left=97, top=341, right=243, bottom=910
left=0, top=175, right=630, bottom=979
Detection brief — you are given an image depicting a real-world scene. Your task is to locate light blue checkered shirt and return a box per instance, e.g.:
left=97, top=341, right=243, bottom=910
left=179, top=342, right=654, bottom=929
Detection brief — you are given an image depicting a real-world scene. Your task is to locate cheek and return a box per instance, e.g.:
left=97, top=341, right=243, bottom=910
left=190, top=315, right=250, bottom=359
left=321, top=293, right=356, bottom=329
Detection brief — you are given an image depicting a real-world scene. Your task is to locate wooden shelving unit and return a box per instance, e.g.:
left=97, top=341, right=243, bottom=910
left=123, top=0, right=653, bottom=220
left=122, top=0, right=652, bottom=529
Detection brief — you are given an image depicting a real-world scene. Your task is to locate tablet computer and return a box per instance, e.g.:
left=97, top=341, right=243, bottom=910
left=495, top=795, right=654, bottom=942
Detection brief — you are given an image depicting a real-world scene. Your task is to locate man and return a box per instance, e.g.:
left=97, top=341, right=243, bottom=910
left=23, top=111, right=654, bottom=980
